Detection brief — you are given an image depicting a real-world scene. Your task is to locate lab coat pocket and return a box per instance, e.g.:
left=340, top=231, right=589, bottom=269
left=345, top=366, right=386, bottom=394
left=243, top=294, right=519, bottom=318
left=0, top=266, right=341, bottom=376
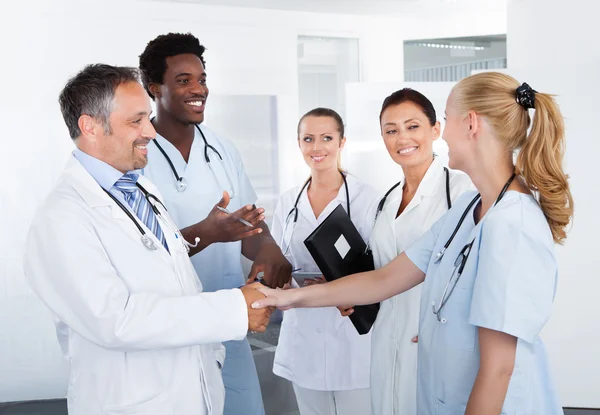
left=435, top=398, right=465, bottom=415
left=435, top=398, right=507, bottom=415
left=103, top=392, right=172, bottom=415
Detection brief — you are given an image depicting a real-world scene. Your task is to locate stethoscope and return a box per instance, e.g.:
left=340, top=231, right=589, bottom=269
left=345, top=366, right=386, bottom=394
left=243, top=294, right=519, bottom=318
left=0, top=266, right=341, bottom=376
left=365, top=167, right=452, bottom=254
left=280, top=171, right=350, bottom=256
left=102, top=182, right=200, bottom=252
left=152, top=122, right=236, bottom=196
left=431, top=173, right=516, bottom=323
left=374, top=167, right=452, bottom=223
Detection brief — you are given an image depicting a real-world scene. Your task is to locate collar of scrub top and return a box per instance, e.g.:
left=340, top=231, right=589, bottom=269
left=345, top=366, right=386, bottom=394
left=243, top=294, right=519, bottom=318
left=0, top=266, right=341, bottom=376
left=366, top=162, right=451, bottom=255
left=431, top=172, right=516, bottom=323
left=290, top=170, right=351, bottom=221
left=280, top=171, right=350, bottom=256
left=374, top=160, right=452, bottom=223
left=150, top=119, right=235, bottom=196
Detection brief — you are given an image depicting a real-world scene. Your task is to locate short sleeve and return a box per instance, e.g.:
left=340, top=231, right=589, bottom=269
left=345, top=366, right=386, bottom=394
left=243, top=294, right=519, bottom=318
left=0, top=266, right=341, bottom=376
left=469, top=206, right=557, bottom=343
left=404, top=211, right=448, bottom=274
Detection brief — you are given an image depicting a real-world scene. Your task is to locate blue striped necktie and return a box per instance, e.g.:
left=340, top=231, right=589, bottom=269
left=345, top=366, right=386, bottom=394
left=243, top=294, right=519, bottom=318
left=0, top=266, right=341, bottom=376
left=113, top=174, right=168, bottom=251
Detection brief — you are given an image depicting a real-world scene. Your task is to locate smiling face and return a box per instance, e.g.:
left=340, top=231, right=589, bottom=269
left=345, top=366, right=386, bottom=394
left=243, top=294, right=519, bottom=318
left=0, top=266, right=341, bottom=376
left=297, top=115, right=346, bottom=172
left=380, top=101, right=440, bottom=169
left=151, top=53, right=209, bottom=125
left=82, top=81, right=156, bottom=173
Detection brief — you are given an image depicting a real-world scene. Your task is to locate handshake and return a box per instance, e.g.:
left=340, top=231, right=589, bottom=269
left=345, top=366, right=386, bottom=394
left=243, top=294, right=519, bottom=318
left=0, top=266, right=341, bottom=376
left=240, top=282, right=275, bottom=333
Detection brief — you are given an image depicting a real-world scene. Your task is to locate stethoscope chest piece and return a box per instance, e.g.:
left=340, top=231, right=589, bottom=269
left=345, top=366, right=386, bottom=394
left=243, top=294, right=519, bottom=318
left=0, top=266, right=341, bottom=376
left=434, top=247, right=446, bottom=263
left=431, top=301, right=448, bottom=324
left=176, top=177, right=188, bottom=192
left=141, top=235, right=158, bottom=250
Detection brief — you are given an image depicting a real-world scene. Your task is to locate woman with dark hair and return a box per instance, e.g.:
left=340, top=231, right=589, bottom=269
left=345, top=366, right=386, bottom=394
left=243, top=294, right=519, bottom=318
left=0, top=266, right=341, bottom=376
left=268, top=108, right=380, bottom=414
left=337, top=88, right=472, bottom=414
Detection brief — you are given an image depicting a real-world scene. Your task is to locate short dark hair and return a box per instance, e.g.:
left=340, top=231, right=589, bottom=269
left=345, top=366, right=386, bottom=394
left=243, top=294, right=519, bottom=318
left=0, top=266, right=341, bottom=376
left=380, top=88, right=437, bottom=126
left=297, top=107, right=345, bottom=137
left=58, top=64, right=139, bottom=140
left=139, top=33, right=207, bottom=99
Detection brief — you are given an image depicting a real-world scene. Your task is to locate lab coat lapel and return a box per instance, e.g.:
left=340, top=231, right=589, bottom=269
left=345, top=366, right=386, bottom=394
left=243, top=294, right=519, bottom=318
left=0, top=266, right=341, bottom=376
left=382, top=184, right=403, bottom=253
left=297, top=183, right=318, bottom=227
left=65, top=156, right=123, bottom=220
left=319, top=177, right=350, bottom=221
left=65, top=156, right=173, bottom=258
left=300, top=176, right=351, bottom=226
left=392, top=158, right=446, bottom=219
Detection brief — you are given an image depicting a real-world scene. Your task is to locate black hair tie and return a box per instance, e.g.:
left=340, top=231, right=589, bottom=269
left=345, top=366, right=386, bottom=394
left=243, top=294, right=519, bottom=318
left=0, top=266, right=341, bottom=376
left=516, top=82, right=537, bottom=109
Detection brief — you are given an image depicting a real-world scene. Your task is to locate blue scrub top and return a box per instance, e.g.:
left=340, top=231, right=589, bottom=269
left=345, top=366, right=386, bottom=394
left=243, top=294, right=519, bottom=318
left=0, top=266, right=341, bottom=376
left=405, top=190, right=563, bottom=415
left=142, top=125, right=257, bottom=292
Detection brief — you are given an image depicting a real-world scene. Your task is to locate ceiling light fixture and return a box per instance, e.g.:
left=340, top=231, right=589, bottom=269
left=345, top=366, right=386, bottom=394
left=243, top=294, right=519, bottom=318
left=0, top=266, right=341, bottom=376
left=414, top=42, right=485, bottom=51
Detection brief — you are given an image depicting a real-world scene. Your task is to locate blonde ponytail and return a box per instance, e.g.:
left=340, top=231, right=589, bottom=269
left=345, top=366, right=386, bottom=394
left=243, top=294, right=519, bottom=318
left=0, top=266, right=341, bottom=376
left=452, top=72, right=573, bottom=243
left=516, top=92, right=573, bottom=243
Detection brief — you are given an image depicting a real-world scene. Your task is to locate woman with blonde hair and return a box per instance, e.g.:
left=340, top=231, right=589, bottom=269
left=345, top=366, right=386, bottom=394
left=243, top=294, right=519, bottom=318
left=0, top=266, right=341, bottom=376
left=268, top=108, right=380, bottom=414
left=254, top=72, right=573, bottom=414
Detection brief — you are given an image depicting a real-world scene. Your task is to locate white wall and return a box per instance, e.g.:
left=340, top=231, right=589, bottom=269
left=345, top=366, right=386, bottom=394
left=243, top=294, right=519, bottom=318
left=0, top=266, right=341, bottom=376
left=0, top=0, right=505, bottom=402
left=507, top=0, right=600, bottom=408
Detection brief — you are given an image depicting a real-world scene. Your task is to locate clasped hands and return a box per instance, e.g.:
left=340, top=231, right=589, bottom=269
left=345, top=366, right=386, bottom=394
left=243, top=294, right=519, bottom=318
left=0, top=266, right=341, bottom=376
left=241, top=282, right=275, bottom=333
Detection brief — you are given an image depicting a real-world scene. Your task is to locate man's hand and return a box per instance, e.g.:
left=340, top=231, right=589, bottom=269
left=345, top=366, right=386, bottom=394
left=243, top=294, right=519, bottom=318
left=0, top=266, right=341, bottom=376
left=240, top=283, right=273, bottom=333
left=201, top=192, right=265, bottom=245
left=246, top=242, right=292, bottom=289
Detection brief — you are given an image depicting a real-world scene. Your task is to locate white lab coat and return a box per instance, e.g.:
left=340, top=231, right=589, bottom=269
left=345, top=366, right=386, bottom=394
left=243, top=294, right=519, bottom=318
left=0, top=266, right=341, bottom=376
left=142, top=126, right=264, bottom=415
left=23, top=155, right=248, bottom=415
left=369, top=158, right=473, bottom=415
left=271, top=175, right=380, bottom=391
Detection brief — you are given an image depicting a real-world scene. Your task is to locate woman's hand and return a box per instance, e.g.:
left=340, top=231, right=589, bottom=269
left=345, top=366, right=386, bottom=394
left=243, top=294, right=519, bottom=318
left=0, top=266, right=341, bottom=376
left=251, top=286, right=298, bottom=311
left=303, top=276, right=326, bottom=286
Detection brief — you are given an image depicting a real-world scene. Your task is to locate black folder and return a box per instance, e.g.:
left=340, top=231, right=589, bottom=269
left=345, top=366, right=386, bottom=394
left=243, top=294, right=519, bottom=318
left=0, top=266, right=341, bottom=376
left=303, top=204, right=379, bottom=335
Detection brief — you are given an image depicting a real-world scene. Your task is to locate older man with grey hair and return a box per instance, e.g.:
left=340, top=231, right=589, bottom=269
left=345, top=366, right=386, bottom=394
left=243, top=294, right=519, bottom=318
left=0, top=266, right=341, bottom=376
left=23, top=64, right=271, bottom=415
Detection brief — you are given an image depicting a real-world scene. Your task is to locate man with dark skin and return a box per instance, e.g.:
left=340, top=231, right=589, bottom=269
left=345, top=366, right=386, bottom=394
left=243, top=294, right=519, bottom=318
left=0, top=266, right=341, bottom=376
left=139, top=33, right=291, bottom=415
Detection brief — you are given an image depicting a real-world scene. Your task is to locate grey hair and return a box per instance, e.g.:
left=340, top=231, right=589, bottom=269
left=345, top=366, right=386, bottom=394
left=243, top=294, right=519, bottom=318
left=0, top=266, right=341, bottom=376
left=58, top=64, right=140, bottom=140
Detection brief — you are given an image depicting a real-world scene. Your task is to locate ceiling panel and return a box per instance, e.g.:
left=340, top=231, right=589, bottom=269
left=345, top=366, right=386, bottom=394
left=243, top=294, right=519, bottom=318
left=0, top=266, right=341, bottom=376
left=148, top=0, right=501, bottom=16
